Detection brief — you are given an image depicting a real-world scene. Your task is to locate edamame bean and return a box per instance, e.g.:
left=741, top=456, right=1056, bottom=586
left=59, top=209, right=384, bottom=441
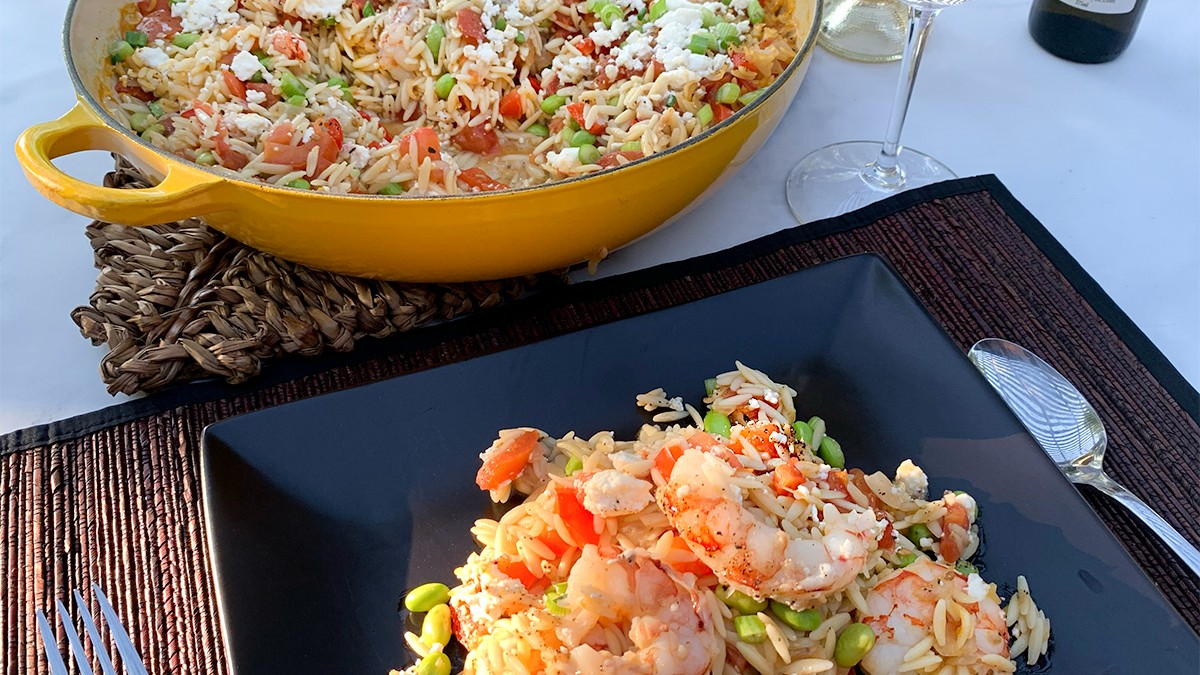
left=792, top=420, right=813, bottom=447
left=378, top=183, right=405, bottom=195
left=733, top=615, right=767, bottom=643
left=564, top=455, right=583, bottom=476
left=808, top=416, right=826, bottom=452
left=526, top=122, right=550, bottom=137
left=544, top=581, right=569, bottom=616
left=425, top=23, right=445, bottom=58
left=905, top=522, right=934, bottom=548
left=404, top=582, right=450, bottom=612
left=415, top=652, right=451, bottom=675
left=834, top=623, right=876, bottom=667
left=128, top=112, right=153, bottom=133
left=818, top=436, right=844, bottom=468
left=895, top=550, right=918, bottom=567
left=703, top=410, right=731, bottom=438
left=770, top=601, right=821, bottom=631
left=541, top=94, right=567, bottom=114
left=434, top=74, right=456, bottom=100
left=955, top=560, right=978, bottom=576
left=577, top=144, right=601, bottom=165
left=286, top=178, right=311, bottom=190
left=716, top=586, right=767, bottom=615
left=420, top=603, right=452, bottom=648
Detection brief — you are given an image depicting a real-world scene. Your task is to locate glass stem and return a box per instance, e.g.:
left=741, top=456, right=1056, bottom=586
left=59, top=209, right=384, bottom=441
left=866, top=6, right=941, bottom=189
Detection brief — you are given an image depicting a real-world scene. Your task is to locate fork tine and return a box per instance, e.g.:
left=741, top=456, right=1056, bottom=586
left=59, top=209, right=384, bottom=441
left=35, top=609, right=70, bottom=675
left=92, top=585, right=149, bottom=675
left=73, top=590, right=118, bottom=675
left=54, top=599, right=94, bottom=675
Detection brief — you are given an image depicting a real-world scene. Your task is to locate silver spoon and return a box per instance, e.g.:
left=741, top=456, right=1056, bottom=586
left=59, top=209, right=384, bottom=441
left=968, top=337, right=1200, bottom=577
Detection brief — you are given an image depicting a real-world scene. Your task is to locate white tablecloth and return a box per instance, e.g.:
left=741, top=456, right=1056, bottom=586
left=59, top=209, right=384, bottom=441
left=2, top=0, right=1196, bottom=434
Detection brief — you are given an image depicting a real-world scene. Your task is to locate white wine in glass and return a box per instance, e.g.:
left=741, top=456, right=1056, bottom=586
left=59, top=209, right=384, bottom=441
left=787, top=0, right=971, bottom=223
left=818, top=0, right=908, bottom=63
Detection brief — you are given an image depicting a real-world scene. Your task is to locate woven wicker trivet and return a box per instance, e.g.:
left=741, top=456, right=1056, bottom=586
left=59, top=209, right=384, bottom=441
left=70, top=157, right=562, bottom=395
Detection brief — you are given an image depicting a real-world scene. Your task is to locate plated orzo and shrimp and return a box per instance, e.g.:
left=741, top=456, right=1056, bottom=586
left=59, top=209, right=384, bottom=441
left=395, top=363, right=1052, bottom=674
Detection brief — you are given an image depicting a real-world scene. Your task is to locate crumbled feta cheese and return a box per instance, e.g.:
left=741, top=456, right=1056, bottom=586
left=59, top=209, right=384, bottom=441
left=955, top=492, right=978, bottom=520
left=590, top=19, right=627, bottom=48
left=548, top=53, right=595, bottom=85
left=324, top=98, right=358, bottom=128
left=615, top=0, right=646, bottom=13
left=245, top=89, right=267, bottom=104
left=463, top=43, right=501, bottom=66
left=609, top=1, right=732, bottom=78
left=919, top=537, right=934, bottom=549
left=966, top=573, right=989, bottom=601
left=137, top=47, right=170, bottom=69
left=171, top=0, right=239, bottom=33
left=747, top=398, right=761, bottom=409
left=291, top=0, right=346, bottom=21
left=581, top=470, right=653, bottom=516
left=769, top=431, right=789, bottom=446
left=347, top=144, right=371, bottom=168
left=763, top=389, right=780, bottom=405
left=894, top=459, right=928, bottom=499
left=231, top=112, right=271, bottom=137
left=230, top=50, right=262, bottom=81
left=546, top=147, right=581, bottom=174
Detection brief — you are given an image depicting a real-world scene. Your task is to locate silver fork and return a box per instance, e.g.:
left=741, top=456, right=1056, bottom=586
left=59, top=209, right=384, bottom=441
left=35, top=584, right=148, bottom=675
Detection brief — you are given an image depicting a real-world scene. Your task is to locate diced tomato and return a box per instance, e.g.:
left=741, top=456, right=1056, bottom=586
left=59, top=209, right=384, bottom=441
left=542, top=74, right=559, bottom=95
left=879, top=521, right=896, bottom=550
left=458, top=167, right=508, bottom=192
left=548, top=118, right=564, bottom=133
left=536, top=528, right=571, bottom=557
left=115, top=79, right=155, bottom=102
left=181, top=100, right=214, bottom=118
left=823, top=469, right=849, bottom=497
left=686, top=432, right=722, bottom=452
left=222, top=71, right=247, bottom=101
left=137, top=9, right=182, bottom=39
left=137, top=0, right=169, bottom=13
left=737, top=424, right=783, bottom=458
left=654, top=442, right=685, bottom=480
left=596, top=150, right=643, bottom=169
left=495, top=557, right=539, bottom=590
left=576, top=38, right=595, bottom=56
left=939, top=500, right=971, bottom=562
left=271, top=29, right=309, bottom=60
left=772, top=458, right=806, bottom=495
left=213, top=120, right=249, bottom=170
left=475, top=430, right=539, bottom=490
left=451, top=124, right=500, bottom=155
left=397, top=126, right=442, bottom=165
left=499, top=89, right=524, bottom=119
left=729, top=50, right=758, bottom=77
left=565, top=102, right=604, bottom=135
left=315, top=117, right=343, bottom=150
left=593, top=58, right=629, bottom=89
left=555, top=484, right=600, bottom=546
left=456, top=8, right=487, bottom=45
left=713, top=103, right=733, bottom=123
left=245, top=82, right=278, bottom=107
left=668, top=537, right=712, bottom=577
left=528, top=76, right=541, bottom=93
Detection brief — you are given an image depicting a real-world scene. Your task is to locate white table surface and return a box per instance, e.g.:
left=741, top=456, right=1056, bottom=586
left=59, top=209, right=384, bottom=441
left=1, top=0, right=1197, bottom=434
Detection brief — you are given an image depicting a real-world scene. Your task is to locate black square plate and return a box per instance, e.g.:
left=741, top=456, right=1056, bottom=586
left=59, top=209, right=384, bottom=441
left=201, top=254, right=1198, bottom=674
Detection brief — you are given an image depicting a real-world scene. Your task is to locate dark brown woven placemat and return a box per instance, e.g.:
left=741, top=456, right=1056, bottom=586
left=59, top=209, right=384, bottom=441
left=69, top=158, right=560, bottom=395
left=3, top=175, right=1197, bottom=674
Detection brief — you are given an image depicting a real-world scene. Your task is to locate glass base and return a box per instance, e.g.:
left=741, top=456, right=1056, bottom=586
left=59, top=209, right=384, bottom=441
left=786, top=141, right=957, bottom=224
left=818, top=0, right=909, bottom=63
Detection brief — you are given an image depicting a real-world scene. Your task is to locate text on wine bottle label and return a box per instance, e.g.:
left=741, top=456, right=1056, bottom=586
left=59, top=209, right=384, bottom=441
left=1056, top=0, right=1136, bottom=14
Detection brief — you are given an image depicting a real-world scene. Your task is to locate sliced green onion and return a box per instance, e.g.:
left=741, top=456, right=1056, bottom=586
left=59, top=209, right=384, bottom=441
left=140, top=124, right=166, bottom=140
left=665, top=93, right=677, bottom=107
left=715, top=82, right=740, bottom=104
left=955, top=560, right=979, bottom=576
left=434, top=73, right=457, bottom=99
left=569, top=129, right=596, bottom=147
left=577, top=144, right=601, bottom=165
left=125, top=31, right=148, bottom=48
left=495, top=16, right=507, bottom=30
left=564, top=455, right=584, bottom=475
left=700, top=7, right=718, bottom=27
left=818, top=436, right=844, bottom=468
left=704, top=378, right=718, bottom=396
left=717, top=586, right=767, bottom=615
left=526, top=122, right=550, bottom=137
left=320, top=16, right=337, bottom=26
left=703, top=410, right=731, bottom=437
left=108, top=40, right=134, bottom=64
left=713, top=21, right=740, bottom=47
left=738, top=89, right=763, bottom=106
left=286, top=94, right=307, bottom=107
left=770, top=601, right=822, bottom=631
left=425, top=23, right=446, bottom=58
left=541, top=94, right=567, bottom=114
left=378, top=182, right=405, bottom=195
left=598, top=3, right=623, bottom=26
left=586, top=0, right=605, bottom=12
left=327, top=76, right=348, bottom=89
left=280, top=72, right=306, bottom=99
left=194, top=151, right=216, bottom=166
left=566, top=117, right=580, bottom=132
left=249, top=71, right=266, bottom=84
left=544, top=582, right=570, bottom=616
left=696, top=103, right=713, bottom=126
left=688, top=32, right=718, bottom=55
left=515, top=30, right=527, bottom=44
left=173, top=32, right=200, bottom=49
left=147, top=101, right=165, bottom=117
left=128, top=112, right=153, bottom=133
left=620, top=140, right=642, bottom=152
left=747, top=0, right=764, bottom=24
left=287, top=178, right=312, bottom=190
left=733, top=615, right=767, bottom=643
left=648, top=0, right=668, bottom=20
left=362, top=0, right=376, bottom=17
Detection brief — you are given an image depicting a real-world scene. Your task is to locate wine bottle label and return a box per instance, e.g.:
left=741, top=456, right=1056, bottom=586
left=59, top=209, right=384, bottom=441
left=1056, top=0, right=1136, bottom=14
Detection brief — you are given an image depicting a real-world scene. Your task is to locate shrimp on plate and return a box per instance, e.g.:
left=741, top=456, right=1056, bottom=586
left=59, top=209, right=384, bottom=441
left=859, top=557, right=1013, bottom=675
left=658, top=446, right=885, bottom=607
left=451, top=545, right=721, bottom=675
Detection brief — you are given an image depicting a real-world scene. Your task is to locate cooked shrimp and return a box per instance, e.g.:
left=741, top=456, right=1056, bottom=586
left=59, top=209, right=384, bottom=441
left=860, top=557, right=1012, bottom=675
left=658, top=448, right=883, bottom=606
left=378, top=0, right=425, bottom=76
left=475, top=428, right=551, bottom=499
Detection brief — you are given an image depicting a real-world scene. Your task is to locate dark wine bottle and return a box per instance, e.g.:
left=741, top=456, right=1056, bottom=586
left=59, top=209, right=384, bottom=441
left=1028, top=0, right=1148, bottom=64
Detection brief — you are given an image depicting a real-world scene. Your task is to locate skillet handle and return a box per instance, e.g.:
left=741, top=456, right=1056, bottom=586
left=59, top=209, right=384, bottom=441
left=14, top=101, right=225, bottom=225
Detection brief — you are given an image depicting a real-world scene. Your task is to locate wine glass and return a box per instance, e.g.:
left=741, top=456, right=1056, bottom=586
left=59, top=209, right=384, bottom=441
left=818, top=0, right=908, bottom=63
left=787, top=0, right=970, bottom=223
